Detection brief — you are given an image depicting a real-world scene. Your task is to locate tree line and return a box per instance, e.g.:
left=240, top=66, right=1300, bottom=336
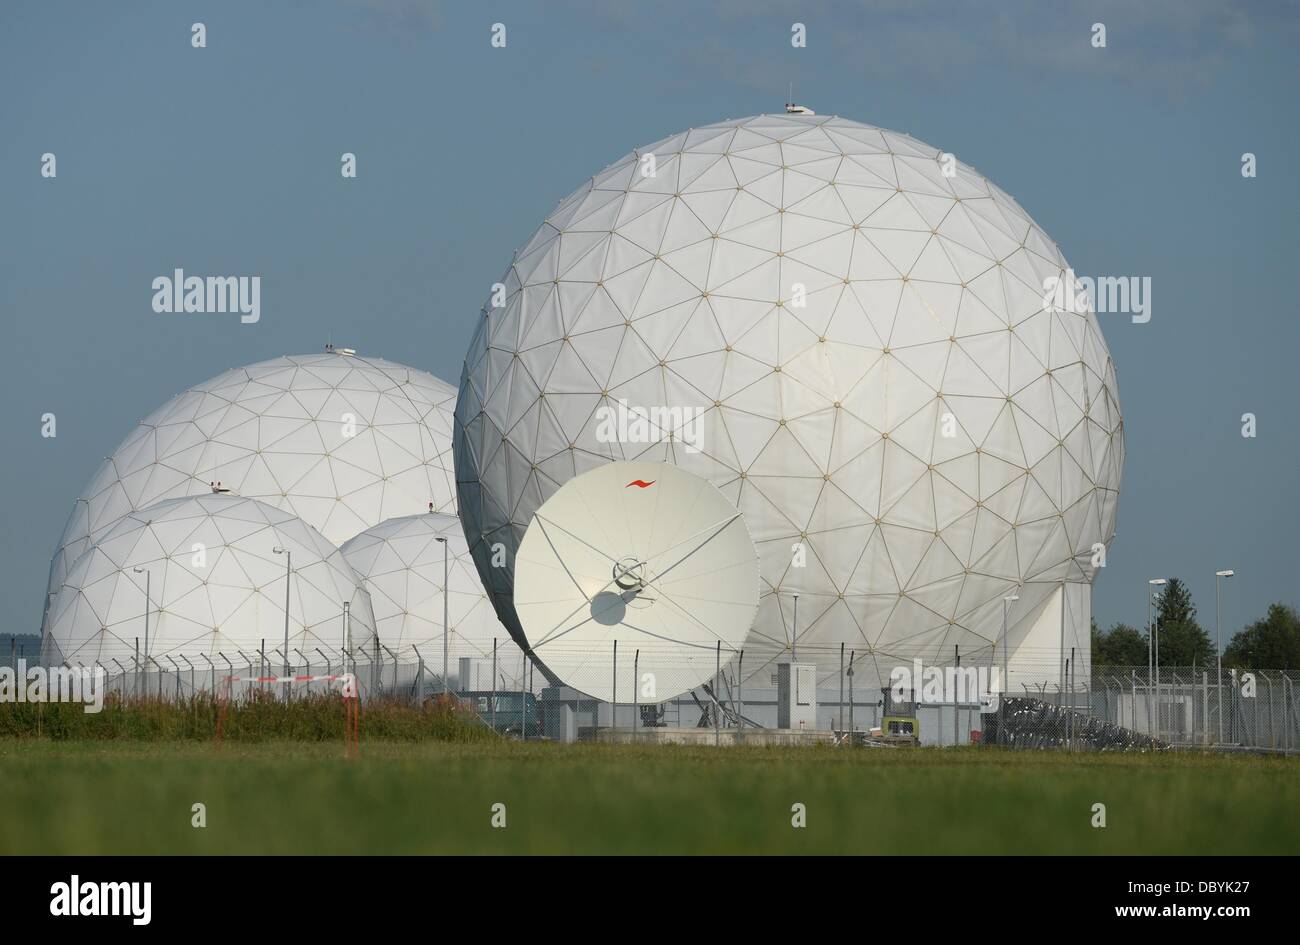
left=1091, top=577, right=1300, bottom=669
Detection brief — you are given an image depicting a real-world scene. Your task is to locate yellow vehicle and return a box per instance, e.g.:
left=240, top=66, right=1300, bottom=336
left=874, top=687, right=920, bottom=745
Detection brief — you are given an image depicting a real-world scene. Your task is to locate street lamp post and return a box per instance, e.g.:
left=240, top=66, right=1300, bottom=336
left=342, top=600, right=351, bottom=674
left=1148, top=578, right=1167, bottom=739
left=273, top=547, right=292, bottom=701
left=435, top=536, right=449, bottom=696
left=1001, top=594, right=1020, bottom=694
left=1001, top=593, right=1019, bottom=743
left=132, top=567, right=151, bottom=686
left=1215, top=569, right=1235, bottom=745
left=791, top=593, right=799, bottom=662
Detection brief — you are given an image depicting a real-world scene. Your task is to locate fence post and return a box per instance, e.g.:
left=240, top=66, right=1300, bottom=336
left=1263, top=673, right=1275, bottom=749
left=953, top=645, right=959, bottom=748
left=838, top=642, right=845, bottom=734
left=491, top=638, right=497, bottom=734
left=1285, top=675, right=1294, bottom=751
left=737, top=650, right=744, bottom=733
left=847, top=650, right=855, bottom=734
left=521, top=655, right=528, bottom=742
left=1201, top=671, right=1209, bottom=747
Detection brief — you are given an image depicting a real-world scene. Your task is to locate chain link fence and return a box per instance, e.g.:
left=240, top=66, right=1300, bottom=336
left=6, top=640, right=1297, bottom=751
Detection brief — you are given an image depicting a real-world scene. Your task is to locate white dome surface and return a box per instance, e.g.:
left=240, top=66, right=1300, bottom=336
left=340, top=512, right=525, bottom=680
left=44, top=350, right=457, bottom=632
left=454, top=113, right=1124, bottom=687
left=44, top=493, right=377, bottom=669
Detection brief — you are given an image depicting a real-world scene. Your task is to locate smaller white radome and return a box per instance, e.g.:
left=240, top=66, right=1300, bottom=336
left=43, top=493, right=376, bottom=671
left=42, top=350, right=458, bottom=635
left=340, top=513, right=529, bottom=688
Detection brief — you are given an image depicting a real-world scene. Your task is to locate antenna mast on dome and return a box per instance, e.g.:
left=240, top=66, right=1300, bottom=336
left=785, top=83, right=814, bottom=115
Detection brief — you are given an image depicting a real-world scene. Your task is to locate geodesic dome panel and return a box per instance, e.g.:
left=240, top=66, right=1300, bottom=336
left=340, top=512, right=526, bottom=680
left=44, top=350, right=457, bottom=633
left=43, top=493, right=377, bottom=670
left=453, top=113, right=1124, bottom=687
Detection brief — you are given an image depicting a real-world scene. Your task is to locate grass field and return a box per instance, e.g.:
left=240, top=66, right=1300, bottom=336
left=2, top=738, right=1297, bottom=854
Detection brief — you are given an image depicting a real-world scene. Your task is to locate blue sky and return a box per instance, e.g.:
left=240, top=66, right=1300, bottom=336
left=2, top=0, right=1297, bottom=644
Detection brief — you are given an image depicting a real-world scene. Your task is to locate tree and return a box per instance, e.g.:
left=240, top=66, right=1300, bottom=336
left=1151, top=577, right=1213, bottom=667
left=1094, top=622, right=1147, bottom=667
left=1223, top=604, right=1300, bottom=670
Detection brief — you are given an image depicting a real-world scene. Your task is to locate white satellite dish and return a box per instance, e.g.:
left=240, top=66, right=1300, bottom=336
left=513, top=461, right=759, bottom=704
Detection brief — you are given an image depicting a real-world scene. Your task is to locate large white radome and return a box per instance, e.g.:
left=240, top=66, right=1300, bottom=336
left=454, top=113, right=1123, bottom=689
left=43, top=493, right=377, bottom=669
left=44, top=350, right=457, bottom=633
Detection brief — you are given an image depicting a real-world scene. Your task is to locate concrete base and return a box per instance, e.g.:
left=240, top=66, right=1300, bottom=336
left=592, top=726, right=836, bottom=746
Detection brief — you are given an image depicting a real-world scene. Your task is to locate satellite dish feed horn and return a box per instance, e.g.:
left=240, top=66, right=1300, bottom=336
left=513, top=461, right=760, bottom=704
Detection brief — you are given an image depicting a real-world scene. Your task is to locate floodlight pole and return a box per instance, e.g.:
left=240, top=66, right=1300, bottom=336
left=838, top=642, right=845, bottom=734
left=791, top=594, right=799, bottom=661
left=1068, top=648, right=1075, bottom=748
left=999, top=593, right=1019, bottom=744
left=274, top=548, right=291, bottom=702
left=737, top=650, right=744, bottom=732
left=847, top=650, right=855, bottom=733
left=343, top=600, right=351, bottom=675
left=714, top=640, right=721, bottom=748
left=1215, top=570, right=1234, bottom=745
left=1001, top=594, right=1019, bottom=696
left=1147, top=579, right=1167, bottom=739
left=133, top=567, right=151, bottom=679
left=521, top=655, right=529, bottom=742
left=953, top=644, right=960, bottom=748
left=435, top=536, right=449, bottom=696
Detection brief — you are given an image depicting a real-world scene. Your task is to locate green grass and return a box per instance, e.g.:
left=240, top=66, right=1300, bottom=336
left=1, top=739, right=1297, bottom=854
